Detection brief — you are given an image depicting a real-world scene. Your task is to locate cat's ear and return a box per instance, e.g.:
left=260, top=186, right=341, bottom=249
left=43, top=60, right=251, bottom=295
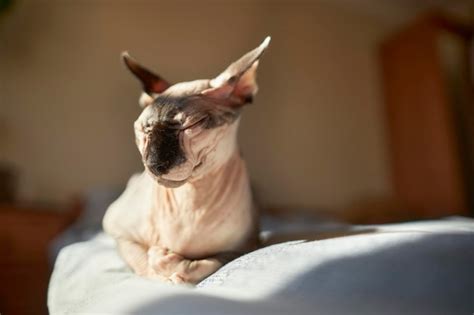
left=202, top=36, right=270, bottom=106
left=121, top=52, right=171, bottom=107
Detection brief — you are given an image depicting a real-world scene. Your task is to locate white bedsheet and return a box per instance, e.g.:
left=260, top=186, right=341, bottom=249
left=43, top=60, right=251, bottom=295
left=48, top=218, right=474, bottom=315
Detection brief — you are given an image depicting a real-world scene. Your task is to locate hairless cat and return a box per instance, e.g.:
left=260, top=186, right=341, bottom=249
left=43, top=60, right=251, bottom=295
left=103, top=37, right=270, bottom=284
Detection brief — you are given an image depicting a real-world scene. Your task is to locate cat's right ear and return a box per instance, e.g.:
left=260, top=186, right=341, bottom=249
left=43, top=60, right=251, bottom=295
left=201, top=37, right=270, bottom=107
left=121, top=52, right=171, bottom=107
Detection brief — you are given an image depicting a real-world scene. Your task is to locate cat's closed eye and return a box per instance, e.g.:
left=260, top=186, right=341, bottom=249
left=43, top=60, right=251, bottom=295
left=184, top=116, right=208, bottom=130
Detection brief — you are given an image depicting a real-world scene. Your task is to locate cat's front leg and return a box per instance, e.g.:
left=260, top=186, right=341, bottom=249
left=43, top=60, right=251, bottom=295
left=168, top=258, right=223, bottom=284
left=147, top=246, right=223, bottom=284
left=147, top=246, right=185, bottom=277
left=116, top=239, right=165, bottom=281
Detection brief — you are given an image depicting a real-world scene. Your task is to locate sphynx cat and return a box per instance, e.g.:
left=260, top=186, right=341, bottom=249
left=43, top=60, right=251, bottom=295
left=103, top=37, right=270, bottom=284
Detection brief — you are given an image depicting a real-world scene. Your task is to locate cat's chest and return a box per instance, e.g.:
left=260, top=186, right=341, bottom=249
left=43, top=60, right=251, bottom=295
left=146, top=190, right=253, bottom=258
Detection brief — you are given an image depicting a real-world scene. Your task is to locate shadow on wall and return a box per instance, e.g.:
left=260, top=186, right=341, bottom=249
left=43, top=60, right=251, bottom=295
left=131, top=233, right=474, bottom=315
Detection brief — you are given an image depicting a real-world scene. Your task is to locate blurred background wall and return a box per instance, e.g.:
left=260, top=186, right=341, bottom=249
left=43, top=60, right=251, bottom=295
left=0, top=0, right=471, bottom=212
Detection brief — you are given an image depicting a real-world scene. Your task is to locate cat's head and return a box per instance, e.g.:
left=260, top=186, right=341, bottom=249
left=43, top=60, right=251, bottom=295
left=123, top=37, right=270, bottom=187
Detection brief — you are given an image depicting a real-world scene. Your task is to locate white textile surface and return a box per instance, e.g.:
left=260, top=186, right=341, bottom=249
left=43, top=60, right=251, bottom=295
left=48, top=218, right=474, bottom=315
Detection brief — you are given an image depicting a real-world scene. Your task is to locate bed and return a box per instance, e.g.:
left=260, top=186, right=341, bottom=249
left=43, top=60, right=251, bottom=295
left=48, top=213, right=474, bottom=315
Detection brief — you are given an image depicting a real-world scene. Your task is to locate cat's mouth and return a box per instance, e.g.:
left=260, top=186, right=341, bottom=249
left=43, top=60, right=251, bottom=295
left=156, top=177, right=188, bottom=188
left=148, top=161, right=203, bottom=188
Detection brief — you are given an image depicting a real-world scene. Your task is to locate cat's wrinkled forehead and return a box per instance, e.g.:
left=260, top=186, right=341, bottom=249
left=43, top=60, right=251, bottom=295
left=136, top=95, right=185, bottom=124
left=138, top=93, right=241, bottom=129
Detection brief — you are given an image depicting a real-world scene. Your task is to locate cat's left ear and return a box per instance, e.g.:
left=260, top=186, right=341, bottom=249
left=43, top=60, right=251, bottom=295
left=121, top=52, right=171, bottom=107
left=202, top=36, right=270, bottom=106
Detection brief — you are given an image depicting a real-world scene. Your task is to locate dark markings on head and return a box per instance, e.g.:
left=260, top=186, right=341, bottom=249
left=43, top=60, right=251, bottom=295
left=145, top=124, right=185, bottom=176
left=143, top=95, right=241, bottom=176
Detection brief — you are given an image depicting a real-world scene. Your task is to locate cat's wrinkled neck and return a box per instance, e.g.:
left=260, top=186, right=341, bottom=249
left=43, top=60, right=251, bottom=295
left=152, top=150, right=248, bottom=213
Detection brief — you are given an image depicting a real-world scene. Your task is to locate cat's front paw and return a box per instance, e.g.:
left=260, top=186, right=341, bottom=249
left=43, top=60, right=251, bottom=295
left=148, top=246, right=185, bottom=277
left=168, top=272, right=186, bottom=284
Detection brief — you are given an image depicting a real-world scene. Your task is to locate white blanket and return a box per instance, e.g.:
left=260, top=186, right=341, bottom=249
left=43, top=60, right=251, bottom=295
left=48, top=218, right=474, bottom=315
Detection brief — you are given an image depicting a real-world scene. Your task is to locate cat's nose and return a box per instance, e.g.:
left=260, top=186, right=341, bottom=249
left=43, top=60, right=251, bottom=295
left=146, top=161, right=169, bottom=176
left=145, top=142, right=173, bottom=176
left=143, top=124, right=184, bottom=176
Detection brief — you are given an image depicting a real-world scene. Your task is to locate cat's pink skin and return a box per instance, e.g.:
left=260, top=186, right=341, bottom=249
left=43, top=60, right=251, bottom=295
left=103, top=120, right=258, bottom=283
left=103, top=38, right=269, bottom=284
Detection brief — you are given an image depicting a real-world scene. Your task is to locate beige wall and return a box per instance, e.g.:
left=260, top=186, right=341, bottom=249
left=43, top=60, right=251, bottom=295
left=0, top=1, right=393, bottom=211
